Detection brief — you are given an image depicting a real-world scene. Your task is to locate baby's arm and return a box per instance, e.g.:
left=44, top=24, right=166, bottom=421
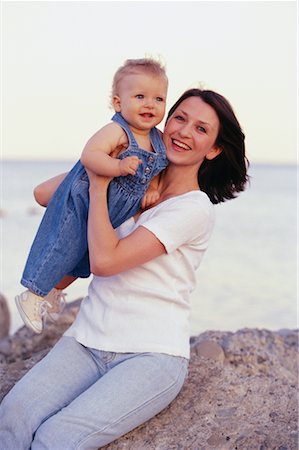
left=81, top=123, right=141, bottom=177
left=141, top=175, right=161, bottom=209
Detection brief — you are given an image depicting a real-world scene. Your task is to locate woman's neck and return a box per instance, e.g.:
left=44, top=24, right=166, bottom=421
left=158, top=164, right=200, bottom=202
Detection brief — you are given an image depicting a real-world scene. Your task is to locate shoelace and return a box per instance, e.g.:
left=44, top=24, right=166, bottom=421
left=50, top=291, right=67, bottom=313
left=38, top=300, right=52, bottom=317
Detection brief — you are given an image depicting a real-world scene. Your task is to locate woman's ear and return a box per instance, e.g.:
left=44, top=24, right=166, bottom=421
left=206, top=146, right=222, bottom=160
left=112, top=95, right=121, bottom=112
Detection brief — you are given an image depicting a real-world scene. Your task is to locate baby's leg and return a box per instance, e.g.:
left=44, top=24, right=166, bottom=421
left=21, top=161, right=90, bottom=297
left=34, top=172, right=68, bottom=207
left=55, top=274, right=77, bottom=290
left=16, top=161, right=90, bottom=332
left=45, top=276, right=78, bottom=323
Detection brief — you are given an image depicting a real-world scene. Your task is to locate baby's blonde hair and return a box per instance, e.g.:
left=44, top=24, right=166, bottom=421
left=111, top=57, right=168, bottom=99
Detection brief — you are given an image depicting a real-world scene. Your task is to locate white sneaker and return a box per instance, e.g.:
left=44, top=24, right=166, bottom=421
left=44, top=288, right=66, bottom=322
left=15, top=290, right=50, bottom=334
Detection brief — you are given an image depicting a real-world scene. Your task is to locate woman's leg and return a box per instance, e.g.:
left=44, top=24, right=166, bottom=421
left=21, top=161, right=91, bottom=297
left=32, top=351, right=188, bottom=450
left=0, top=337, right=101, bottom=450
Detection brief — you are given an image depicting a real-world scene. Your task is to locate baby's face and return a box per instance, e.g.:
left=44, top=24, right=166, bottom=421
left=113, top=72, right=168, bottom=132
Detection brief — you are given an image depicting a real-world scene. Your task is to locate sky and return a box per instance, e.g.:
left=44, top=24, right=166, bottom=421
left=1, top=0, right=297, bottom=164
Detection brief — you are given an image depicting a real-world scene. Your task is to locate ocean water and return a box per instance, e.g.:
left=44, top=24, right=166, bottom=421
left=1, top=160, right=297, bottom=335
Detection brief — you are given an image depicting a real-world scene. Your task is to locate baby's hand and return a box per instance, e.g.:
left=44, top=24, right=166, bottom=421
left=119, top=156, right=142, bottom=176
left=141, top=188, right=160, bottom=210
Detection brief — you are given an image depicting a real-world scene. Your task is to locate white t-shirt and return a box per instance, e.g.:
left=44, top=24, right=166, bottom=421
left=65, top=191, right=215, bottom=359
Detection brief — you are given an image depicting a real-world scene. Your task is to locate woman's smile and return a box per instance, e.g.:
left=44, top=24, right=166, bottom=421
left=171, top=138, right=191, bottom=151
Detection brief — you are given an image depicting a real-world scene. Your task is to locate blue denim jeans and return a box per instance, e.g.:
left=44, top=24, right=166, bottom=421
left=0, top=337, right=188, bottom=450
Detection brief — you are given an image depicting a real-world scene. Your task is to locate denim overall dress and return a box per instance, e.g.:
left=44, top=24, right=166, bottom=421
left=21, top=113, right=168, bottom=296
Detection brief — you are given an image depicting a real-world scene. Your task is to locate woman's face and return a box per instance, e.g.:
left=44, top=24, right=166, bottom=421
left=163, top=96, right=221, bottom=169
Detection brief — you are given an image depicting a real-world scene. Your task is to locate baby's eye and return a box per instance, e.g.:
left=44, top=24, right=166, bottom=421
left=156, top=97, right=164, bottom=102
left=136, top=94, right=144, bottom=99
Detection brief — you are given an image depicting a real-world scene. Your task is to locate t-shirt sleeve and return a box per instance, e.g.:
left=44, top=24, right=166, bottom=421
left=140, top=195, right=215, bottom=254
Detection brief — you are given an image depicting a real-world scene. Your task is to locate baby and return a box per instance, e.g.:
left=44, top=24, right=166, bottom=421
left=15, top=57, right=168, bottom=333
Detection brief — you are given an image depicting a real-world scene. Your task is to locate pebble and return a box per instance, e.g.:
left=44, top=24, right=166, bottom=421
left=195, top=339, right=225, bottom=363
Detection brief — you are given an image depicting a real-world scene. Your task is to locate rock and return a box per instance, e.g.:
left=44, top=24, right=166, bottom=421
left=0, top=293, right=10, bottom=339
left=0, top=300, right=298, bottom=449
left=194, top=339, right=225, bottom=363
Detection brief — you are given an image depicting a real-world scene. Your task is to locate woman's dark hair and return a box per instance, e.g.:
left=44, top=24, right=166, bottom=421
left=166, top=88, right=250, bottom=204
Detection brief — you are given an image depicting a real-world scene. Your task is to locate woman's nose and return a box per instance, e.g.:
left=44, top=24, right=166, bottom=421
left=178, top=123, right=192, bottom=137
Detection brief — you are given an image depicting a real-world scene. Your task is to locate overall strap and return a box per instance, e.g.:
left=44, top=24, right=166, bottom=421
left=111, top=113, right=138, bottom=148
left=149, top=127, right=165, bottom=155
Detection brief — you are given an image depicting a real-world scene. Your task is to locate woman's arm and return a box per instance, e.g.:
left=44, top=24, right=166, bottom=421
left=87, top=170, right=166, bottom=277
left=34, top=172, right=68, bottom=207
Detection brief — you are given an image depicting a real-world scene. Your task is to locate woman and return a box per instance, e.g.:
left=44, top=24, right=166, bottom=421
left=0, top=88, right=249, bottom=449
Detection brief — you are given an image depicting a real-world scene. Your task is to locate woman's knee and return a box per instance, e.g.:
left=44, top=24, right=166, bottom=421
left=33, top=412, right=92, bottom=450
left=0, top=382, right=30, bottom=421
left=0, top=389, right=36, bottom=449
left=0, top=392, right=17, bottom=426
left=32, top=419, right=54, bottom=450
left=33, top=415, right=72, bottom=450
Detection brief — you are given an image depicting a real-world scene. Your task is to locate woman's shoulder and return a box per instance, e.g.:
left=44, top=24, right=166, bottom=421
left=159, top=190, right=214, bottom=213
left=140, top=190, right=215, bottom=226
left=136, top=190, right=215, bottom=252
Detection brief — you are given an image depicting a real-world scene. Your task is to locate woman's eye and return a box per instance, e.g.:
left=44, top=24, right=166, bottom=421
left=136, top=94, right=144, bottom=99
left=197, top=126, right=206, bottom=133
left=174, top=115, right=184, bottom=121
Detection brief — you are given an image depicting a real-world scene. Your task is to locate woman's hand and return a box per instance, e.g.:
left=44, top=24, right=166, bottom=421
left=86, top=168, right=113, bottom=193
